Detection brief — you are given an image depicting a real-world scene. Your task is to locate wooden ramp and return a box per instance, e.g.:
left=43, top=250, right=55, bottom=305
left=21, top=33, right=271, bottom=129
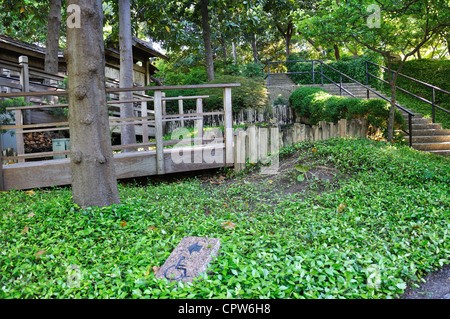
left=0, top=84, right=238, bottom=191
left=2, top=144, right=230, bottom=190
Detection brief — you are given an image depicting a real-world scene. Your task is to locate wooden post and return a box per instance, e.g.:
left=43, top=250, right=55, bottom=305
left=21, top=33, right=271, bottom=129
left=162, top=92, right=167, bottom=135
left=178, top=97, right=184, bottom=127
left=223, top=87, right=233, bottom=165
left=194, top=98, right=203, bottom=164
left=248, top=125, right=258, bottom=164
left=154, top=90, right=165, bottom=174
left=16, top=56, right=29, bottom=163
left=196, top=98, right=203, bottom=143
left=141, top=100, right=149, bottom=150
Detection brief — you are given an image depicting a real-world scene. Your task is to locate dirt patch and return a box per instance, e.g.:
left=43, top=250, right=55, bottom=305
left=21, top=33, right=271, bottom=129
left=399, top=264, right=450, bottom=299
left=200, top=148, right=350, bottom=202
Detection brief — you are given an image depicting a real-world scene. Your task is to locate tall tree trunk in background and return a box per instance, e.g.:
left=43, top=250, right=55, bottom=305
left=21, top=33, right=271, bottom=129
left=64, top=0, right=121, bottom=208
left=220, top=33, right=227, bottom=61
left=119, top=0, right=137, bottom=149
left=333, top=44, right=340, bottom=60
left=232, top=42, right=237, bottom=64
left=251, top=33, right=258, bottom=63
left=200, top=0, right=214, bottom=81
left=45, top=0, right=62, bottom=78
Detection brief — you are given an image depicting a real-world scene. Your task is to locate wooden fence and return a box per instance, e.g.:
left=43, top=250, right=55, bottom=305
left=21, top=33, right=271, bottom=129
left=233, top=119, right=368, bottom=172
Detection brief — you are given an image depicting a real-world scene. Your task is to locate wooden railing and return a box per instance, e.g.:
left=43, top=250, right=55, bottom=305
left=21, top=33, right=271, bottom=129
left=0, top=83, right=240, bottom=190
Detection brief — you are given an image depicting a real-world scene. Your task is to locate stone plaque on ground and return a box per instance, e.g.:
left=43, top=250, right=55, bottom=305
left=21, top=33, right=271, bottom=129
left=156, top=236, right=220, bottom=282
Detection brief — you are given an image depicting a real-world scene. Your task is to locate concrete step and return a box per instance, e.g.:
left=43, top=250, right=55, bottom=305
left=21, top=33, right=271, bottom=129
left=412, top=141, right=450, bottom=151
left=406, top=135, right=450, bottom=143
left=412, top=123, right=443, bottom=130
left=411, top=129, right=450, bottom=136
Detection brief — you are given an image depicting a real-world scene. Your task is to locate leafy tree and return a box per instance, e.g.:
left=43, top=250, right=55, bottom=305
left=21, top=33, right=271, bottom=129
left=296, top=0, right=450, bottom=141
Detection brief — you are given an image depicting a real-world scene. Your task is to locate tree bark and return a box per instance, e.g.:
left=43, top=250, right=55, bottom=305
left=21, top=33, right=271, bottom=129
left=119, top=0, right=137, bottom=148
left=221, top=32, right=227, bottom=61
left=251, top=33, right=258, bottom=63
left=45, top=0, right=62, bottom=77
left=64, top=0, right=121, bottom=208
left=200, top=0, right=214, bottom=81
left=333, top=44, right=340, bottom=60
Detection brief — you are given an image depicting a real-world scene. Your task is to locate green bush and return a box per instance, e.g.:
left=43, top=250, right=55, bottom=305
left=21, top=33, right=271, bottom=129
left=200, top=75, right=269, bottom=112
left=241, top=62, right=265, bottom=80
left=289, top=87, right=405, bottom=134
left=391, top=59, right=450, bottom=106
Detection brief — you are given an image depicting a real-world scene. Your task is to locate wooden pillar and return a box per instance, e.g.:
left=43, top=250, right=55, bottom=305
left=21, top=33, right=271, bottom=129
left=178, top=97, right=184, bottom=127
left=162, top=92, right=167, bottom=135
left=154, top=90, right=164, bottom=174
left=248, top=125, right=258, bottom=164
left=141, top=100, right=149, bottom=150
left=223, top=87, right=233, bottom=165
left=194, top=98, right=203, bottom=163
left=196, top=98, right=203, bottom=143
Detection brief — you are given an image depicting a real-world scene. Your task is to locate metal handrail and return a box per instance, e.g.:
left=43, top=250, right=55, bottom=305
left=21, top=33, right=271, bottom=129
left=365, top=60, right=450, bottom=123
left=267, top=59, right=416, bottom=146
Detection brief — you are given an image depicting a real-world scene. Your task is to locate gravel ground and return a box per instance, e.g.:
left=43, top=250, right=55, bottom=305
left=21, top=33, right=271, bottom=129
left=399, top=264, right=450, bottom=299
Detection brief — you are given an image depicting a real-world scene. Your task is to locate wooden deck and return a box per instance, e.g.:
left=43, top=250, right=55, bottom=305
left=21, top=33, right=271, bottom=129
left=0, top=76, right=239, bottom=191
left=2, top=144, right=230, bottom=190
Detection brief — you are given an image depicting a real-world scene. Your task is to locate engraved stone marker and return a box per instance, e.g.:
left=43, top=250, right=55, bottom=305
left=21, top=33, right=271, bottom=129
left=156, top=236, right=220, bottom=282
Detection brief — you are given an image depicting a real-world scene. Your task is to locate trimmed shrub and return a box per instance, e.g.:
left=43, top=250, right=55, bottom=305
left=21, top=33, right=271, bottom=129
left=289, top=87, right=405, bottom=135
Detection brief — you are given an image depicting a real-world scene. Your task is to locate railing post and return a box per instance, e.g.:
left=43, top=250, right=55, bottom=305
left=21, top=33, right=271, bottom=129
left=16, top=56, right=29, bottom=163
left=141, top=100, right=149, bottom=150
left=320, top=62, right=323, bottom=87
left=365, top=60, right=370, bottom=99
left=339, top=74, right=342, bottom=96
left=196, top=97, right=203, bottom=146
left=409, top=114, right=413, bottom=147
left=178, top=96, right=184, bottom=127
left=162, top=92, right=167, bottom=135
left=223, top=87, right=234, bottom=165
left=312, top=61, right=315, bottom=85
left=154, top=90, right=165, bottom=174
left=267, top=63, right=271, bottom=86
left=431, top=88, right=436, bottom=123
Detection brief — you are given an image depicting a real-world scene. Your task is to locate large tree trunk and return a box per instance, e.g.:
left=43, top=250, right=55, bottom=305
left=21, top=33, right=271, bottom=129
left=64, top=0, right=121, bottom=208
left=119, top=0, right=137, bottom=148
left=45, top=0, right=62, bottom=77
left=221, top=32, right=227, bottom=61
left=200, top=0, right=214, bottom=81
left=251, top=33, right=258, bottom=63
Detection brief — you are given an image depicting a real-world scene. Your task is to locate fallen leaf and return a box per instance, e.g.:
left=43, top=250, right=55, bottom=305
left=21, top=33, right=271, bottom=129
left=221, top=221, right=236, bottom=230
left=26, top=190, right=35, bottom=196
left=152, top=266, right=160, bottom=275
left=27, top=212, right=35, bottom=218
left=35, top=250, right=46, bottom=258
left=337, top=203, right=346, bottom=213
left=218, top=176, right=226, bottom=180
left=268, top=180, right=273, bottom=184
left=120, top=221, right=127, bottom=227
left=21, top=226, right=29, bottom=234
left=148, top=226, right=157, bottom=231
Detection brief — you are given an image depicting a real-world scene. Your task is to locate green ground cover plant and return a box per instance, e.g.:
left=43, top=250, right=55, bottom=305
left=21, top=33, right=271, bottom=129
left=0, top=138, right=448, bottom=299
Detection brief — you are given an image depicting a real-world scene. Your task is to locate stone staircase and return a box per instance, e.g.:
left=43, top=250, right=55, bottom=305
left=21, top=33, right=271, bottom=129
left=267, top=75, right=450, bottom=156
